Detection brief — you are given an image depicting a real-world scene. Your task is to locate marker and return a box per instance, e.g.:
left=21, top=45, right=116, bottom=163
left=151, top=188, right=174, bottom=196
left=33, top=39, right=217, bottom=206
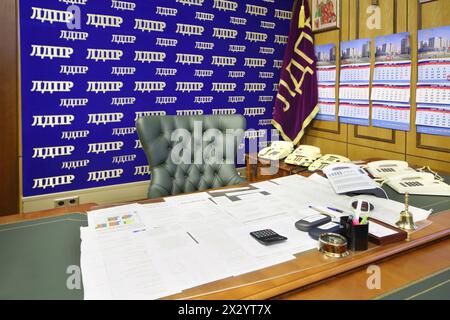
left=360, top=215, right=369, bottom=225
left=309, top=205, right=335, bottom=218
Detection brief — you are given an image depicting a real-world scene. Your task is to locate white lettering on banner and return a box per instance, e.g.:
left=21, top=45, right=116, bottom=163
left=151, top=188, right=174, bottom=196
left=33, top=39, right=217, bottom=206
left=212, top=56, right=237, bottom=67
left=228, top=96, right=245, bottom=103
left=134, top=19, right=166, bottom=32
left=59, top=0, right=88, bottom=5
left=31, top=7, right=74, bottom=24
left=134, top=82, right=166, bottom=93
left=245, top=31, right=268, bottom=42
left=261, top=21, right=276, bottom=29
left=156, top=68, right=177, bottom=76
left=31, top=81, right=73, bottom=94
left=32, top=145, right=75, bottom=159
left=275, top=35, right=288, bottom=44
left=86, top=14, right=123, bottom=28
left=213, top=0, right=238, bottom=12
left=60, top=65, right=88, bottom=75
left=212, top=83, right=237, bottom=92
left=60, top=30, right=88, bottom=41
left=229, top=45, right=246, bottom=52
left=194, top=96, right=213, bottom=104
left=194, top=69, right=214, bottom=77
left=134, top=51, right=166, bottom=63
left=244, top=58, right=267, bottom=68
left=195, top=42, right=215, bottom=50
left=245, top=129, right=266, bottom=139
left=88, top=169, right=124, bottom=182
left=87, top=141, right=124, bottom=154
left=230, top=17, right=246, bottom=25
left=31, top=45, right=74, bottom=60
left=246, top=4, right=268, bottom=16
left=86, top=49, right=123, bottom=62
left=195, top=12, right=214, bottom=21
left=134, top=139, right=142, bottom=149
left=228, top=71, right=245, bottom=78
left=176, top=23, right=204, bottom=36
left=111, top=97, right=136, bottom=106
left=156, top=97, right=177, bottom=104
left=60, top=98, right=88, bottom=108
left=258, top=119, right=272, bottom=126
left=111, top=0, right=136, bottom=11
left=259, top=47, right=275, bottom=55
left=213, top=28, right=238, bottom=39
left=244, top=83, right=266, bottom=92
left=176, top=53, right=204, bottom=65
left=212, top=108, right=236, bottom=115
left=273, top=60, right=283, bottom=69
left=32, top=115, right=74, bottom=128
left=32, top=175, right=75, bottom=190
left=134, top=111, right=166, bottom=121
left=176, top=109, right=204, bottom=116
left=259, top=72, right=274, bottom=79
left=176, top=82, right=204, bottom=93
left=176, top=0, right=204, bottom=6
left=134, top=165, right=150, bottom=176
left=112, top=34, right=136, bottom=44
left=275, top=9, right=292, bottom=20
left=61, top=130, right=89, bottom=140
left=156, top=6, right=177, bottom=17
left=111, top=67, right=136, bottom=76
left=112, top=127, right=137, bottom=136
left=87, top=113, right=124, bottom=125
left=61, top=160, right=89, bottom=170
left=259, top=96, right=274, bottom=102
left=112, top=154, right=136, bottom=164
left=244, top=107, right=266, bottom=117
left=273, top=83, right=279, bottom=91
left=87, top=81, right=123, bottom=93
left=155, top=38, right=178, bottom=47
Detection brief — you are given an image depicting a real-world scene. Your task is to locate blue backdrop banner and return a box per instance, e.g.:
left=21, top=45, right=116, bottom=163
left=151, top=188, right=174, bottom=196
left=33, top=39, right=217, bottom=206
left=20, top=0, right=292, bottom=197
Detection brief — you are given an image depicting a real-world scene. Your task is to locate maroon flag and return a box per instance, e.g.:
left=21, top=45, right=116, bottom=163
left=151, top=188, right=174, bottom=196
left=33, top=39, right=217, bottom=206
left=272, top=0, right=319, bottom=145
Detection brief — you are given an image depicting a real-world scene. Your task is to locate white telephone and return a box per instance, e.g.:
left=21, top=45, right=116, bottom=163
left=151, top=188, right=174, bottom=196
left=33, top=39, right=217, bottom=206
left=308, top=154, right=351, bottom=171
left=366, top=160, right=416, bottom=179
left=284, top=145, right=321, bottom=166
left=385, top=171, right=450, bottom=196
left=258, top=141, right=294, bottom=160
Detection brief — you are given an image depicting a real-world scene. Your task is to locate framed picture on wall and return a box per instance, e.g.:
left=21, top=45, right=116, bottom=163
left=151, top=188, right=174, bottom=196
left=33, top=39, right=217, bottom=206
left=312, top=0, right=340, bottom=33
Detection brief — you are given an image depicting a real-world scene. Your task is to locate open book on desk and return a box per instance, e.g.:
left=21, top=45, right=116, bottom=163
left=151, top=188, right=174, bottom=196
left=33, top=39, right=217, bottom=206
left=323, top=163, right=388, bottom=198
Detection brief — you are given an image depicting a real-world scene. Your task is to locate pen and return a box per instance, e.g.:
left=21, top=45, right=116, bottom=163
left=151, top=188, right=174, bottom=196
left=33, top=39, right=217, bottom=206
left=327, top=207, right=344, bottom=213
left=309, top=205, right=335, bottom=218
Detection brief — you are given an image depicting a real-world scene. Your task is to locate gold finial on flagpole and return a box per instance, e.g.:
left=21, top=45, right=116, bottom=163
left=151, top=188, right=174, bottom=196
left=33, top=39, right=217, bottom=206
left=299, top=0, right=305, bottom=28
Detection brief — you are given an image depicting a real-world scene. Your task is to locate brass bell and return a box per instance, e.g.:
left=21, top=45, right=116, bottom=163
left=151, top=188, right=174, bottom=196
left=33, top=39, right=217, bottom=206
left=396, top=193, right=417, bottom=231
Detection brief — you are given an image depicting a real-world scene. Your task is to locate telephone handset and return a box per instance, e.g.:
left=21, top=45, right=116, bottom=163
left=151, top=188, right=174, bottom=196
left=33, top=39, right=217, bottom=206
left=366, top=160, right=415, bottom=179
left=385, top=172, right=450, bottom=196
left=284, top=145, right=321, bottom=166
left=308, top=154, right=350, bottom=172
left=258, top=141, right=294, bottom=161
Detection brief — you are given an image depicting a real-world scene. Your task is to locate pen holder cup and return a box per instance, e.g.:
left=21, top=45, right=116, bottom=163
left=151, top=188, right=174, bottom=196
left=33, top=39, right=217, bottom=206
left=339, top=216, right=369, bottom=251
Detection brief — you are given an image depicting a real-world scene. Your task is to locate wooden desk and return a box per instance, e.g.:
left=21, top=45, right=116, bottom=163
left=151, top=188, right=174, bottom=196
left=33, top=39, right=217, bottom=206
left=1, top=183, right=449, bottom=300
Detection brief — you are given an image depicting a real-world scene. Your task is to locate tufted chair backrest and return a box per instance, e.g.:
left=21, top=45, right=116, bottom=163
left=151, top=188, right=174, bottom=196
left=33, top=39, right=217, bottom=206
left=136, top=115, right=247, bottom=198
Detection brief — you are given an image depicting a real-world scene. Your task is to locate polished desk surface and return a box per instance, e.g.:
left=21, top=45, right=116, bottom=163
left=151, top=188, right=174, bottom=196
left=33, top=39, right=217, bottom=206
left=0, top=178, right=449, bottom=300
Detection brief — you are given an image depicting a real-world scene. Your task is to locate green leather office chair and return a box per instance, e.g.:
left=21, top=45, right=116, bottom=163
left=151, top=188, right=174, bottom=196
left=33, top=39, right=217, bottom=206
left=136, top=115, right=247, bottom=198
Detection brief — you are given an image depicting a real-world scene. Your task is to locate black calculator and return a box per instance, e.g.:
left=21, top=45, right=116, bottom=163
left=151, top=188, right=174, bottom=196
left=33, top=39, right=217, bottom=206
left=250, top=229, right=288, bottom=245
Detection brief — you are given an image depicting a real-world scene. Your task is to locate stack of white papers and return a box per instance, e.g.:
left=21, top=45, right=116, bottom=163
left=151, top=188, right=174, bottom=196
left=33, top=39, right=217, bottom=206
left=80, top=174, right=432, bottom=300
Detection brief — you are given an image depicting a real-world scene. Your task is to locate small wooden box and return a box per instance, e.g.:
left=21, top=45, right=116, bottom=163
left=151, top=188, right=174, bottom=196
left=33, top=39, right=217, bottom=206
left=368, top=218, right=408, bottom=245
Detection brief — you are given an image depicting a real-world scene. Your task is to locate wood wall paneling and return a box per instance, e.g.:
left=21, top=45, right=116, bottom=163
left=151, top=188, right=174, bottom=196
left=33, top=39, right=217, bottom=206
left=305, top=0, right=450, bottom=171
left=0, top=0, right=20, bottom=216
